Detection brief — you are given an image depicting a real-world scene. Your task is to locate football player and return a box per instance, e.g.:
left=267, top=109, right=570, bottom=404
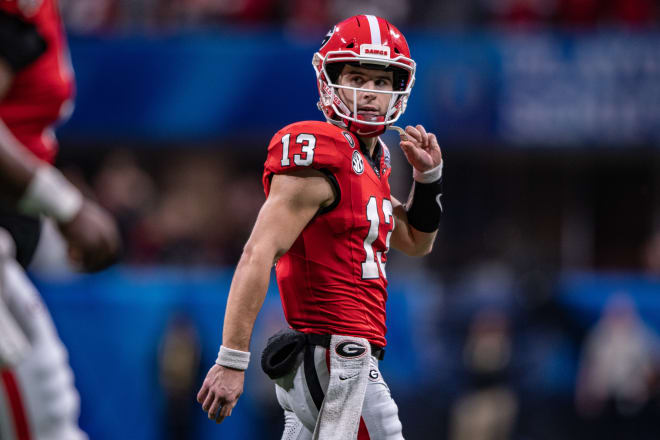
left=0, top=1, right=120, bottom=439
left=198, top=15, right=442, bottom=439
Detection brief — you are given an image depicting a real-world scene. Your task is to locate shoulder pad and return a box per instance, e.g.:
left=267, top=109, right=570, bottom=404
left=278, top=121, right=357, bottom=149
left=262, top=121, right=357, bottom=197
left=264, top=121, right=357, bottom=174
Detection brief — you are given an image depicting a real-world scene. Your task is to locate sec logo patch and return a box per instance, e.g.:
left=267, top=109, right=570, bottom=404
left=352, top=151, right=364, bottom=175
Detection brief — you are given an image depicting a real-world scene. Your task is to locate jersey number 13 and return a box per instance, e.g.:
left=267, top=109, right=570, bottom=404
left=362, top=197, right=394, bottom=280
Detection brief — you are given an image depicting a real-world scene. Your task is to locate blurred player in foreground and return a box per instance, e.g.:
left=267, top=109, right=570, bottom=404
left=198, top=15, right=443, bottom=439
left=0, top=1, right=120, bottom=439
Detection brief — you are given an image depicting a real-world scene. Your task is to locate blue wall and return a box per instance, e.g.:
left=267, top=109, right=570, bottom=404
left=60, top=30, right=660, bottom=146
left=34, top=267, right=437, bottom=439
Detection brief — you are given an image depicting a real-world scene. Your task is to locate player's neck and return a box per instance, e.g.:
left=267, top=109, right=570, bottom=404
left=358, top=136, right=378, bottom=158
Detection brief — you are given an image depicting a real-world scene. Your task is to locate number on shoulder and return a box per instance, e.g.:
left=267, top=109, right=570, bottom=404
left=281, top=133, right=316, bottom=167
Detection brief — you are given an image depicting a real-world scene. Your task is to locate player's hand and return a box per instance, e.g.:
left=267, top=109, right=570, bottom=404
left=57, top=199, right=121, bottom=272
left=197, top=364, right=244, bottom=423
left=399, top=124, right=442, bottom=173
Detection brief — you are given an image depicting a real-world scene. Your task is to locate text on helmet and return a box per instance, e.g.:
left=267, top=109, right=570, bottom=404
left=359, top=44, right=391, bottom=58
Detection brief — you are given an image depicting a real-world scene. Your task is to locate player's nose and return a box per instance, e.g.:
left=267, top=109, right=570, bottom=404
left=358, top=82, right=377, bottom=99
left=361, top=80, right=377, bottom=90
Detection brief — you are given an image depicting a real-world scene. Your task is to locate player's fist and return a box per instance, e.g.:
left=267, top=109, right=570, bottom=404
left=398, top=124, right=442, bottom=173
left=197, top=364, right=244, bottom=423
left=58, top=200, right=121, bottom=272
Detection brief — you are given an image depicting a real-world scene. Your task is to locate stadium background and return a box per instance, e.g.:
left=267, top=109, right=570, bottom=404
left=32, top=1, right=660, bottom=439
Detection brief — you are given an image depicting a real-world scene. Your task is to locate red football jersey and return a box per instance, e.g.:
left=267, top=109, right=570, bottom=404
left=263, top=121, right=395, bottom=347
left=0, top=0, right=74, bottom=164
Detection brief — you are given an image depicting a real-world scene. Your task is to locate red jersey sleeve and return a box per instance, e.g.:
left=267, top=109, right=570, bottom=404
left=0, top=1, right=20, bottom=15
left=262, top=121, right=353, bottom=198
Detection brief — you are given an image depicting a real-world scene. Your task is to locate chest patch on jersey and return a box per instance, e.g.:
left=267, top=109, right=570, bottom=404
left=383, top=145, right=391, bottom=169
left=351, top=150, right=364, bottom=175
left=342, top=131, right=355, bottom=148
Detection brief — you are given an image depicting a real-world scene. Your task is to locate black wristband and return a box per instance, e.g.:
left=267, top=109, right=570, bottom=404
left=406, top=177, right=442, bottom=233
left=0, top=11, right=47, bottom=72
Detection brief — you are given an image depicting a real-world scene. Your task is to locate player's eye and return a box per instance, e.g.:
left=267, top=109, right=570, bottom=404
left=349, top=75, right=365, bottom=86
left=375, top=79, right=392, bottom=88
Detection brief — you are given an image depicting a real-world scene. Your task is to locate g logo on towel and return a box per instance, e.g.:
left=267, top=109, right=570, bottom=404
left=336, top=341, right=367, bottom=359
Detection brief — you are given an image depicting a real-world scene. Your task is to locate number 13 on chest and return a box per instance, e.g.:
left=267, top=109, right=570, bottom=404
left=361, top=196, right=394, bottom=280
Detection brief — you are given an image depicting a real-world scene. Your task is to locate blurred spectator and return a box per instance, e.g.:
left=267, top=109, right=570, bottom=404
left=327, top=0, right=410, bottom=27
left=93, top=150, right=157, bottom=241
left=283, top=0, right=328, bottom=30
left=410, top=0, right=482, bottom=29
left=555, top=0, right=602, bottom=26
left=480, top=0, right=558, bottom=27
left=221, top=174, right=265, bottom=262
left=158, top=313, right=202, bottom=440
left=643, top=228, right=660, bottom=276
left=449, top=309, right=518, bottom=440
left=575, top=294, right=660, bottom=439
left=128, top=152, right=228, bottom=264
left=60, top=0, right=117, bottom=33
left=153, top=0, right=273, bottom=27
left=90, top=150, right=263, bottom=266
left=608, top=0, right=657, bottom=27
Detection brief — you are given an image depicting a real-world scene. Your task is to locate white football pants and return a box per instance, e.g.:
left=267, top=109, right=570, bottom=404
left=275, top=345, right=404, bottom=440
left=0, top=255, right=86, bottom=440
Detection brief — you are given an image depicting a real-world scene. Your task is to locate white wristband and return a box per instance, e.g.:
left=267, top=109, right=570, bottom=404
left=413, top=161, right=443, bottom=184
left=215, top=345, right=250, bottom=371
left=18, top=166, right=83, bottom=223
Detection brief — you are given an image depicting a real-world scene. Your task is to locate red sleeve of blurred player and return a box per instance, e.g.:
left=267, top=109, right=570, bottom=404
left=0, top=0, right=74, bottom=164
left=0, top=1, right=21, bottom=15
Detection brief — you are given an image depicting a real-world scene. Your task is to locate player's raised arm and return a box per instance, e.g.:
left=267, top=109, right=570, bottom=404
left=0, top=40, right=120, bottom=272
left=197, top=168, right=334, bottom=423
left=0, top=119, right=121, bottom=271
left=390, top=124, right=443, bottom=256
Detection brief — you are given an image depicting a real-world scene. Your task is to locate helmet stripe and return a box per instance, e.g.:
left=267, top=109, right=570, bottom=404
left=365, top=15, right=381, bottom=45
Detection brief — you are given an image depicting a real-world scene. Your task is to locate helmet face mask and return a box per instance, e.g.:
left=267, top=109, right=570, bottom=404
left=312, top=15, right=416, bottom=138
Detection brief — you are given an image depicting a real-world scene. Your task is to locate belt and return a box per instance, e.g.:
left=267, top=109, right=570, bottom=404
left=305, top=333, right=385, bottom=361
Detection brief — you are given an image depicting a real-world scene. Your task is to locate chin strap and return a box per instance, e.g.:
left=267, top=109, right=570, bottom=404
left=345, top=119, right=386, bottom=137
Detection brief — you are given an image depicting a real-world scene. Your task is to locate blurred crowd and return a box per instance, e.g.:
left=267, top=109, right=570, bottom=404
left=56, top=145, right=660, bottom=277
left=435, top=283, right=660, bottom=440
left=59, top=0, right=659, bottom=34
left=60, top=148, right=264, bottom=267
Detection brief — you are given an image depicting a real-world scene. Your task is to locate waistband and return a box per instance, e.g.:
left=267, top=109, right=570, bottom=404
left=305, top=333, right=385, bottom=361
